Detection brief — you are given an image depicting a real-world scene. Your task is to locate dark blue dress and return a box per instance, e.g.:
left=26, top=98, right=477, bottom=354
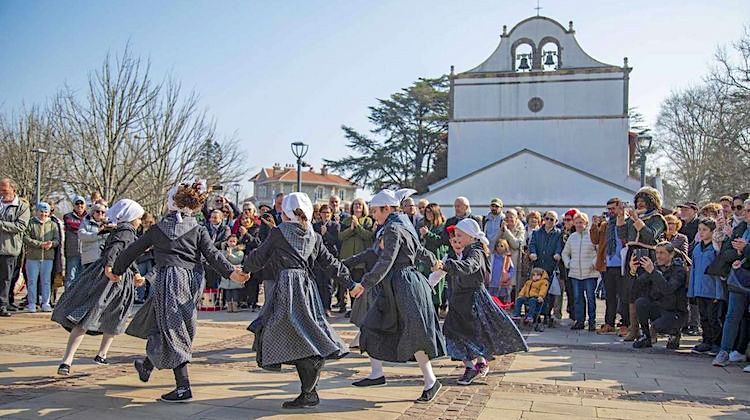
left=442, top=242, right=528, bottom=361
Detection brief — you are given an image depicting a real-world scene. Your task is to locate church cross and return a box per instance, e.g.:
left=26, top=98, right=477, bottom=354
left=535, top=0, right=542, bottom=16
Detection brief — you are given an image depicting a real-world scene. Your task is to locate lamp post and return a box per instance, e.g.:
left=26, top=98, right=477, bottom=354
left=31, top=148, right=48, bottom=204
left=636, top=130, right=653, bottom=187
left=291, top=142, right=309, bottom=192
left=231, top=182, right=241, bottom=206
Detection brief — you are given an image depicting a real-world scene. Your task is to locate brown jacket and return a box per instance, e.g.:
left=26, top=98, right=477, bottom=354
left=590, top=220, right=610, bottom=272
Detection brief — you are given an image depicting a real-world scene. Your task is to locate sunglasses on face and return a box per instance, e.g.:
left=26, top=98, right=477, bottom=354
left=94, top=210, right=106, bottom=214
left=75, top=202, right=85, bottom=206
left=544, top=217, right=555, bottom=221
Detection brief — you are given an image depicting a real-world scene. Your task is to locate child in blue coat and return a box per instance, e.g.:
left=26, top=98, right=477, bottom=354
left=688, top=218, right=725, bottom=355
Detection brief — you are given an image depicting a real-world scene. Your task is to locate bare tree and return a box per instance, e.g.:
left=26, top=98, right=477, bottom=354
left=0, top=107, right=64, bottom=200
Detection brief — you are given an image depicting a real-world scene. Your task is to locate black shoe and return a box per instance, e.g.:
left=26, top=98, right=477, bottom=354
left=94, top=355, right=108, bottom=365
left=134, top=299, right=144, bottom=305
left=7, top=304, right=18, bottom=312
left=571, top=321, right=585, bottom=330
left=666, top=334, right=681, bottom=350
left=691, top=342, right=713, bottom=354
left=684, top=326, right=701, bottom=336
left=338, top=305, right=347, bottom=314
left=352, top=376, right=386, bottom=387
left=57, top=363, right=70, bottom=376
left=261, top=363, right=282, bottom=372
left=160, top=387, right=192, bottom=403
left=0, top=310, right=10, bottom=317
left=134, top=359, right=152, bottom=383
left=633, top=335, right=653, bottom=349
left=415, top=381, right=442, bottom=403
left=588, top=322, right=596, bottom=332
left=282, top=391, right=320, bottom=409
left=345, top=310, right=351, bottom=318
left=456, top=367, right=480, bottom=386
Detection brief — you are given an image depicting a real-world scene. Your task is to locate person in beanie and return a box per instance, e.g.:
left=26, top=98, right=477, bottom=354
left=52, top=199, right=146, bottom=376
left=618, top=187, right=668, bottom=342
left=23, top=202, right=59, bottom=312
left=349, top=188, right=446, bottom=404
left=434, top=218, right=527, bottom=386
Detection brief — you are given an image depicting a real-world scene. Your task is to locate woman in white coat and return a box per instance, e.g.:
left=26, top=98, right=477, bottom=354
left=561, top=212, right=599, bottom=331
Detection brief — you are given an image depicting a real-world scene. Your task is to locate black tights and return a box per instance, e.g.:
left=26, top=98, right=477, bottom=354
left=143, top=358, right=190, bottom=389
left=294, top=357, right=325, bottom=394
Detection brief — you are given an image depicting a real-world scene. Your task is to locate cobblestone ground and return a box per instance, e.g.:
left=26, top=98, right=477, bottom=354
left=0, top=299, right=749, bottom=419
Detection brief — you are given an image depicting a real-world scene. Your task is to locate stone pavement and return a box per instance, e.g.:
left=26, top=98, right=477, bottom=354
left=0, top=300, right=749, bottom=419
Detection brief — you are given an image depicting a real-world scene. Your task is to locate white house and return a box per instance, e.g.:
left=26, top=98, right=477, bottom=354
left=421, top=16, right=640, bottom=215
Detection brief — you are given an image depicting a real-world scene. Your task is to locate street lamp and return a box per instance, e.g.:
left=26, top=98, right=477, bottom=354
left=291, top=141, right=309, bottom=192
left=231, top=182, right=241, bottom=206
left=31, top=148, right=48, bottom=204
left=636, top=130, right=653, bottom=187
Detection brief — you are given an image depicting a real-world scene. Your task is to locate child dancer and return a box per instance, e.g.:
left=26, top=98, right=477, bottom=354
left=112, top=181, right=246, bottom=403
left=52, top=199, right=145, bottom=376
left=433, top=219, right=528, bottom=386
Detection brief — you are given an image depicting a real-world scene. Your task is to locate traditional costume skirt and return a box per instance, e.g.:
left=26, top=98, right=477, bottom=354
left=253, top=268, right=349, bottom=368
left=360, top=266, right=446, bottom=362
left=126, top=265, right=204, bottom=369
left=444, top=287, right=528, bottom=361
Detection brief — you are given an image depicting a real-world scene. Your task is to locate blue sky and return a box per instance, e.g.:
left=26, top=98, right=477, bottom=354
left=1, top=0, right=748, bottom=196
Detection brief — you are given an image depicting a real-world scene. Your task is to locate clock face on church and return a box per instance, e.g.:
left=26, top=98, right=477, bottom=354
left=528, top=97, right=544, bottom=113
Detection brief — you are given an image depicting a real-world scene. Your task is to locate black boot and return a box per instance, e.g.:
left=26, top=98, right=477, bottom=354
left=282, top=390, right=320, bottom=409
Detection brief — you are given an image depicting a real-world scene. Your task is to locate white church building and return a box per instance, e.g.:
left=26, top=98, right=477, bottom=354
left=421, top=16, right=641, bottom=215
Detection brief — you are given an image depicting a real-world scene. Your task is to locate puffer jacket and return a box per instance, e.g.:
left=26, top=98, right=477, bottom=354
left=0, top=197, right=31, bottom=257
left=78, top=216, right=107, bottom=265
left=518, top=276, right=550, bottom=298
left=562, top=230, right=598, bottom=279
left=24, top=217, right=60, bottom=261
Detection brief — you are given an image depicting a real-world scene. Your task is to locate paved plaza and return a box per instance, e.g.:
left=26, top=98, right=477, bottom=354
left=0, top=303, right=749, bottom=419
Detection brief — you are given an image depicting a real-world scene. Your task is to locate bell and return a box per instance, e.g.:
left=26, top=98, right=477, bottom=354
left=518, top=56, right=530, bottom=70
left=544, top=52, right=555, bottom=66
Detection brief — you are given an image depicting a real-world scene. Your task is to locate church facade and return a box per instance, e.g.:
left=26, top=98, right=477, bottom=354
left=421, top=16, right=640, bottom=215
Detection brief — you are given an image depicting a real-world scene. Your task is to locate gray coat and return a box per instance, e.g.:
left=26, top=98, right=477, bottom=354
left=0, top=196, right=30, bottom=257
left=78, top=216, right=107, bottom=265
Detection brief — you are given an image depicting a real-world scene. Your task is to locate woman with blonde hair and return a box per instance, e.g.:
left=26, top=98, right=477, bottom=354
left=562, top=212, right=599, bottom=331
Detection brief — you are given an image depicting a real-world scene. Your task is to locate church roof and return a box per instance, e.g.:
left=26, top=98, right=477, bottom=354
left=463, top=16, right=625, bottom=74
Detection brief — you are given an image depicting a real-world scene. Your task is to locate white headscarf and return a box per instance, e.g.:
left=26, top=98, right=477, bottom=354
left=106, top=199, right=145, bottom=224
left=166, top=179, right=207, bottom=223
left=369, top=188, right=417, bottom=208
left=456, top=218, right=489, bottom=246
left=282, top=192, right=313, bottom=224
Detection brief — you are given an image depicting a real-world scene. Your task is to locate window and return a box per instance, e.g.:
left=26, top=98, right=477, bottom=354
left=513, top=42, right=534, bottom=72
left=540, top=40, right=559, bottom=71
left=314, top=187, right=324, bottom=201
left=257, top=185, right=267, bottom=198
left=339, top=190, right=345, bottom=201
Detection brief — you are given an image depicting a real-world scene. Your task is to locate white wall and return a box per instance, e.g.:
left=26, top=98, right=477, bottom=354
left=446, top=118, right=630, bottom=184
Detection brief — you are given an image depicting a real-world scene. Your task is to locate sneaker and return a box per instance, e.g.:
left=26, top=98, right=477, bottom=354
left=94, top=355, right=108, bottom=365
left=25, top=306, right=37, bottom=313
left=684, top=325, right=701, bottom=336
left=691, top=343, right=713, bottom=354
left=597, top=324, right=615, bottom=334
left=744, top=364, right=750, bottom=373
left=415, top=381, right=442, bottom=403
left=633, top=335, right=653, bottom=349
left=0, top=310, right=10, bottom=317
left=134, top=359, right=152, bottom=383
left=588, top=322, right=596, bottom=332
left=352, top=376, right=386, bottom=387
left=571, top=321, right=585, bottom=330
left=708, top=345, right=721, bottom=357
left=282, top=391, right=320, bottom=409
left=666, top=334, right=681, bottom=350
left=712, top=350, right=730, bottom=367
left=41, top=304, right=53, bottom=312
left=475, top=362, right=490, bottom=378
left=456, top=367, right=480, bottom=385
left=57, top=363, right=70, bottom=376
left=160, top=387, right=192, bottom=403
left=345, top=310, right=351, bottom=318
left=7, top=303, right=19, bottom=312
left=729, top=351, right=747, bottom=363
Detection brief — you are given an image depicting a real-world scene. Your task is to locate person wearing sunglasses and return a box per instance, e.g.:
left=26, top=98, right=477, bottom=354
left=78, top=203, right=114, bottom=270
